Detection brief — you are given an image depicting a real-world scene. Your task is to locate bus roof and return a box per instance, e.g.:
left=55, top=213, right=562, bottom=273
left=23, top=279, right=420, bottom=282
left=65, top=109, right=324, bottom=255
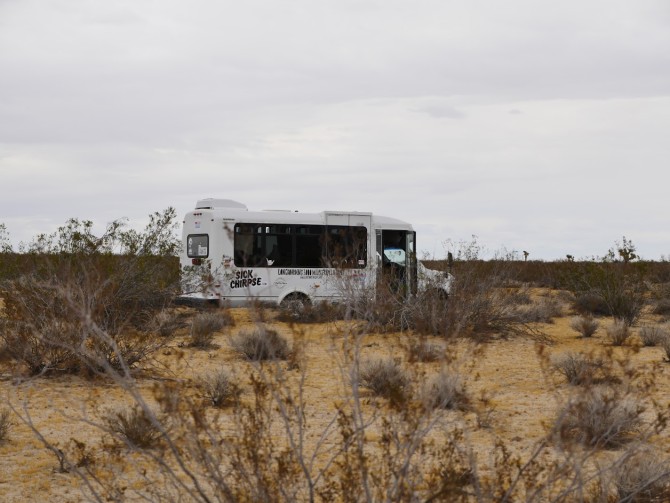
left=189, top=200, right=413, bottom=230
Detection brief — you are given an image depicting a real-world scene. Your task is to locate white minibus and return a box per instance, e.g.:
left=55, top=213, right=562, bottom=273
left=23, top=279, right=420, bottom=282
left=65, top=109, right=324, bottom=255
left=179, top=198, right=452, bottom=307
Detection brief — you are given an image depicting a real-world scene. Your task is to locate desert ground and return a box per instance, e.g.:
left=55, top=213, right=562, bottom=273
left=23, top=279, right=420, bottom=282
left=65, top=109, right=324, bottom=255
left=1, top=289, right=670, bottom=502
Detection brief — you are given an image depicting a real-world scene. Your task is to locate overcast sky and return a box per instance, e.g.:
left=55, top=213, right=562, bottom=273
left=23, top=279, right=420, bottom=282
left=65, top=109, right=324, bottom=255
left=1, top=0, right=668, bottom=260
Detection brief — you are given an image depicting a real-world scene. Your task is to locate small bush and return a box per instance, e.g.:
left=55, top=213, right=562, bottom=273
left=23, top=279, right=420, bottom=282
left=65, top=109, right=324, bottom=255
left=230, top=326, right=290, bottom=361
left=612, top=449, right=670, bottom=501
left=639, top=325, right=669, bottom=347
left=359, top=358, right=411, bottom=406
left=105, top=406, right=164, bottom=449
left=151, top=309, right=185, bottom=338
left=511, top=297, right=563, bottom=324
left=607, top=319, right=631, bottom=346
left=422, top=369, right=469, bottom=411
left=0, top=408, right=10, bottom=441
left=189, top=311, right=232, bottom=348
left=406, top=337, right=443, bottom=363
left=555, top=386, right=643, bottom=448
left=553, top=353, right=605, bottom=386
left=570, top=315, right=600, bottom=338
left=573, top=292, right=610, bottom=317
left=201, top=369, right=240, bottom=407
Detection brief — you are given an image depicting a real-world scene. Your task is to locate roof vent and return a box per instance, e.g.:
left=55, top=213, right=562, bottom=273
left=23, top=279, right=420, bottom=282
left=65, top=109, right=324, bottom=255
left=195, top=198, right=247, bottom=210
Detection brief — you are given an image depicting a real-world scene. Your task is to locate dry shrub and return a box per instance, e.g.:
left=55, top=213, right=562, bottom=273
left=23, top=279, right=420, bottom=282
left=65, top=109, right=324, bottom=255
left=201, top=369, right=240, bottom=407
left=570, top=314, right=600, bottom=338
left=0, top=210, right=180, bottom=377
left=555, top=386, right=644, bottom=448
left=422, top=369, right=469, bottom=411
left=607, top=319, right=632, bottom=346
left=231, top=325, right=290, bottom=361
left=151, top=309, right=186, bottom=338
left=510, top=296, right=563, bottom=324
left=406, top=336, right=444, bottom=363
left=553, top=352, right=606, bottom=386
left=359, top=358, right=411, bottom=406
left=105, top=406, right=164, bottom=449
left=638, top=324, right=669, bottom=347
left=189, top=310, right=232, bottom=348
left=0, top=408, right=10, bottom=442
left=611, top=449, right=670, bottom=502
left=276, top=299, right=345, bottom=324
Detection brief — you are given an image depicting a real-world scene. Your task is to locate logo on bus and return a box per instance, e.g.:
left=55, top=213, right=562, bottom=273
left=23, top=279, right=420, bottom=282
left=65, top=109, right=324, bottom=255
left=230, top=269, right=262, bottom=289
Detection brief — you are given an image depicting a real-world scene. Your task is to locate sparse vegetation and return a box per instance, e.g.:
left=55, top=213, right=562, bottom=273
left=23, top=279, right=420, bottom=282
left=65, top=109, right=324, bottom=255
left=570, top=314, right=600, bottom=338
left=0, top=408, right=10, bottom=442
left=555, top=385, right=644, bottom=448
left=201, top=369, right=240, bottom=407
left=359, top=357, right=411, bottom=405
left=639, top=324, right=669, bottom=347
left=607, top=318, right=632, bottom=346
left=552, top=352, right=606, bottom=386
left=230, top=325, right=290, bottom=360
left=5, top=223, right=670, bottom=501
left=188, top=310, right=233, bottom=348
left=422, top=368, right=470, bottom=411
left=105, top=405, right=165, bottom=450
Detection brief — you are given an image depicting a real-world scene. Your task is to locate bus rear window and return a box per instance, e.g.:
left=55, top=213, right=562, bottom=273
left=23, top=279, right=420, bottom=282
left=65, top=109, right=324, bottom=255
left=187, top=234, right=209, bottom=258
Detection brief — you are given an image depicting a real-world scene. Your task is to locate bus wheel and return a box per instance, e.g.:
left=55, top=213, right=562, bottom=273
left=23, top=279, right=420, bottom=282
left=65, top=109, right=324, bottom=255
left=280, top=293, right=310, bottom=319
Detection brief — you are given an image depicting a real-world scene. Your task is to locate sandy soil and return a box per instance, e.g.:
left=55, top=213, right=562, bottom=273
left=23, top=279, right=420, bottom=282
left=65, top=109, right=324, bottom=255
left=1, top=299, right=669, bottom=501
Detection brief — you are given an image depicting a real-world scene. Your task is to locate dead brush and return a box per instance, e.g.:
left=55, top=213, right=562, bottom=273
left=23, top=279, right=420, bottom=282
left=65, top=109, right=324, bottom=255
left=359, top=357, right=411, bottom=406
left=151, top=309, right=186, bottom=338
left=422, top=368, right=470, bottom=411
left=638, top=324, right=669, bottom=347
left=188, top=310, right=232, bottom=348
left=105, top=405, right=165, bottom=450
left=406, top=335, right=444, bottom=363
left=609, top=448, right=670, bottom=502
left=552, top=352, right=608, bottom=386
left=554, top=385, right=644, bottom=448
left=570, top=314, right=600, bottom=338
left=230, top=325, right=290, bottom=361
left=201, top=369, right=240, bottom=407
left=606, top=319, right=632, bottom=346
left=0, top=408, right=10, bottom=441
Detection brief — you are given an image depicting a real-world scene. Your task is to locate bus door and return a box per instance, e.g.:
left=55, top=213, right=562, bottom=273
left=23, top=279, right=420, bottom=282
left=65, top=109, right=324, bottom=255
left=377, top=230, right=417, bottom=298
